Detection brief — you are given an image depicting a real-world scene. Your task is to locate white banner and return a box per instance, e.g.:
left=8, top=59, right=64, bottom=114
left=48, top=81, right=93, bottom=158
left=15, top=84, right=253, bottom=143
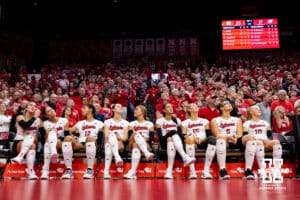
left=134, top=39, right=144, bottom=56
left=179, top=38, right=186, bottom=56
left=123, top=39, right=133, bottom=57
left=190, top=37, right=199, bottom=56
left=113, top=40, right=123, bottom=58
left=145, top=39, right=155, bottom=56
left=167, top=38, right=176, bottom=56
left=156, top=38, right=166, bottom=56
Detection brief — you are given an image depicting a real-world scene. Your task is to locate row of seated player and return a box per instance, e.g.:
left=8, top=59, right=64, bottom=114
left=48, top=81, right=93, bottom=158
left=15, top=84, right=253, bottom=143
left=1, top=101, right=297, bottom=180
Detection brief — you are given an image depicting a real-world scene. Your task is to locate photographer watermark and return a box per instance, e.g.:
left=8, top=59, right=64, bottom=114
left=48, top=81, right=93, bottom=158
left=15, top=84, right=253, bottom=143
left=259, top=158, right=286, bottom=191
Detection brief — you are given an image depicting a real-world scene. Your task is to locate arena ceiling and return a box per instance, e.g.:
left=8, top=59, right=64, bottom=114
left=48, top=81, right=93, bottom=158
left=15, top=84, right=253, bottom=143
left=1, top=0, right=298, bottom=36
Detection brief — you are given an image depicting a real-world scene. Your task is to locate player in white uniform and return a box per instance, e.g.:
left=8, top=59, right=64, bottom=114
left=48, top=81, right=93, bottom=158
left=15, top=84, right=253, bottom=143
left=11, top=101, right=43, bottom=179
left=123, top=105, right=155, bottom=179
left=156, top=103, right=195, bottom=179
left=40, top=103, right=69, bottom=179
left=103, top=103, right=129, bottom=179
left=211, top=100, right=243, bottom=179
left=0, top=102, right=11, bottom=149
left=182, top=103, right=216, bottom=179
left=64, top=104, right=104, bottom=179
left=242, top=105, right=282, bottom=180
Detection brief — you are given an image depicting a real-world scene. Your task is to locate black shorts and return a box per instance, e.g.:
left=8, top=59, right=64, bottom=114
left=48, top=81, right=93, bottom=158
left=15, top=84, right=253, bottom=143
left=159, top=132, right=184, bottom=149
left=228, top=137, right=243, bottom=150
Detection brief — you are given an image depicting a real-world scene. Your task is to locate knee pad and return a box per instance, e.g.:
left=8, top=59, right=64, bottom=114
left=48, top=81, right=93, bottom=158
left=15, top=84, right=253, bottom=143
left=207, top=136, right=216, bottom=145
left=256, top=145, right=265, bottom=157
left=62, top=142, right=73, bottom=154
left=23, top=135, right=34, bottom=148
left=245, top=141, right=257, bottom=153
left=48, top=131, right=57, bottom=143
left=216, top=139, right=226, bottom=153
left=86, top=142, right=96, bottom=156
left=132, top=148, right=141, bottom=160
left=273, top=144, right=282, bottom=159
left=206, top=144, right=216, bottom=157
left=108, top=133, right=117, bottom=142
left=105, top=143, right=112, bottom=157
left=167, top=142, right=176, bottom=157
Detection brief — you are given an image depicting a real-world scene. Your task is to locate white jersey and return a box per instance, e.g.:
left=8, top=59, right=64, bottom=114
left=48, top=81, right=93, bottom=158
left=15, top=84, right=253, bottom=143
left=15, top=117, right=41, bottom=140
left=0, top=114, right=11, bottom=133
left=243, top=120, right=269, bottom=140
left=181, top=118, right=209, bottom=139
left=155, top=117, right=181, bottom=137
left=104, top=118, right=129, bottom=139
left=75, top=119, right=104, bottom=143
left=213, top=116, right=239, bottom=136
left=129, top=120, right=154, bottom=139
left=44, top=117, right=68, bottom=138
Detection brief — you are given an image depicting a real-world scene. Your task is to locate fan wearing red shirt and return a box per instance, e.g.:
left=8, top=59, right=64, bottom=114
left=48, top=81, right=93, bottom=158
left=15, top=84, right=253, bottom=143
left=271, top=90, right=295, bottom=115
left=198, top=95, right=220, bottom=122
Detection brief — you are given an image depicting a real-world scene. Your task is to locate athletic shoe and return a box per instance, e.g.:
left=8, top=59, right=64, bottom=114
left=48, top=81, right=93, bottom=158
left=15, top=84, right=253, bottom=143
left=164, top=169, right=173, bottom=179
left=83, top=168, right=94, bottom=179
left=273, top=169, right=282, bottom=181
left=61, top=168, right=73, bottom=179
left=27, top=170, right=38, bottom=180
left=115, top=158, right=123, bottom=167
left=103, top=170, right=111, bottom=179
left=123, top=170, right=137, bottom=179
left=183, top=157, right=196, bottom=167
left=50, top=153, right=59, bottom=164
left=245, top=168, right=255, bottom=180
left=201, top=170, right=213, bottom=179
left=189, top=170, right=197, bottom=179
left=11, top=156, right=22, bottom=164
left=40, top=169, right=49, bottom=180
left=219, top=168, right=230, bottom=180
left=145, top=152, right=154, bottom=161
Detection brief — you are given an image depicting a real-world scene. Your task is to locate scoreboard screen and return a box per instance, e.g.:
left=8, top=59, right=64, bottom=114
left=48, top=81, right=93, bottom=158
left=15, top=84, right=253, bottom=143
left=222, top=18, right=280, bottom=50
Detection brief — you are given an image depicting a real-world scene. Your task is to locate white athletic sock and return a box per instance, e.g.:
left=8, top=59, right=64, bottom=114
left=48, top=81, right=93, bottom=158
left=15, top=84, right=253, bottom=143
left=172, top=134, right=189, bottom=160
left=130, top=148, right=141, bottom=173
left=18, top=135, right=34, bottom=159
left=186, top=144, right=196, bottom=172
left=245, top=141, right=257, bottom=170
left=62, top=142, right=73, bottom=169
left=134, top=133, right=151, bottom=157
left=86, top=142, right=96, bottom=169
left=104, top=143, right=113, bottom=171
left=273, top=144, right=282, bottom=160
left=256, top=145, right=265, bottom=171
left=48, top=131, right=58, bottom=155
left=273, top=144, right=283, bottom=171
left=43, top=142, right=51, bottom=171
left=216, top=139, right=226, bottom=169
left=26, top=150, right=36, bottom=174
left=167, top=142, right=176, bottom=171
left=108, top=134, right=122, bottom=161
left=204, top=144, right=216, bottom=172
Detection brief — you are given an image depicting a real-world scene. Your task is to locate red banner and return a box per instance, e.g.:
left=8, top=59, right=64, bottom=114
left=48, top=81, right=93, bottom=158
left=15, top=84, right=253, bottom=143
left=185, top=163, right=219, bottom=178
left=98, top=163, right=129, bottom=178
left=155, top=161, right=185, bottom=178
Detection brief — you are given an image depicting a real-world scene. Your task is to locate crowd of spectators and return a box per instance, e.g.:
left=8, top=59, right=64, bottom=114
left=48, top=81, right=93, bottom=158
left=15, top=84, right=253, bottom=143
left=0, top=50, right=300, bottom=138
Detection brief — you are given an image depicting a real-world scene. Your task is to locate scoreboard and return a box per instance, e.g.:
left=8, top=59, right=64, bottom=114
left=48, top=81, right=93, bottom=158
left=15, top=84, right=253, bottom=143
left=222, top=18, right=280, bottom=50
